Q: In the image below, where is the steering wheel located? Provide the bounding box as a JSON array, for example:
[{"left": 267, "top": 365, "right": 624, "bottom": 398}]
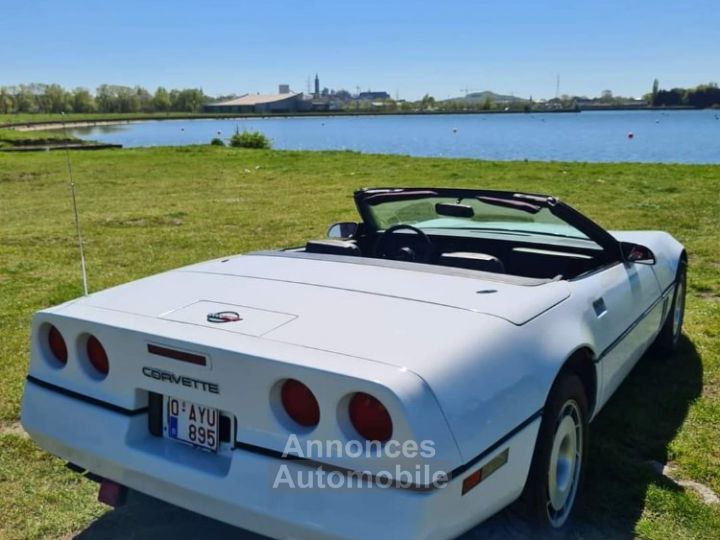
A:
[{"left": 374, "top": 224, "right": 434, "bottom": 263}]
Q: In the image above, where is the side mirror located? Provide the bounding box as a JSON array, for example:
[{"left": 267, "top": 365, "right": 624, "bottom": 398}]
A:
[
  {"left": 621, "top": 242, "right": 656, "bottom": 265},
  {"left": 327, "top": 222, "right": 358, "bottom": 239}
]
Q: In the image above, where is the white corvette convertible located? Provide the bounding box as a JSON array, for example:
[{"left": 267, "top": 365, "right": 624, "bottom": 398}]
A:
[{"left": 22, "top": 187, "right": 686, "bottom": 539}]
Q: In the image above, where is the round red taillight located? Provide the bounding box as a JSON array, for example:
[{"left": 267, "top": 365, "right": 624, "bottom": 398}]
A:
[
  {"left": 349, "top": 392, "right": 393, "bottom": 442},
  {"left": 48, "top": 325, "right": 67, "bottom": 365},
  {"left": 86, "top": 335, "right": 109, "bottom": 376},
  {"left": 281, "top": 379, "right": 320, "bottom": 427}
]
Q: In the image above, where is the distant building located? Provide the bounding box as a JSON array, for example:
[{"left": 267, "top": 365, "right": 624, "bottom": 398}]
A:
[
  {"left": 314, "top": 74, "right": 320, "bottom": 98},
  {"left": 357, "top": 91, "right": 391, "bottom": 101},
  {"left": 203, "top": 85, "right": 303, "bottom": 113}
]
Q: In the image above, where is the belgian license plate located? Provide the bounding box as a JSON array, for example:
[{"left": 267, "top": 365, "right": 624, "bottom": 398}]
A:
[{"left": 165, "top": 397, "right": 219, "bottom": 452}]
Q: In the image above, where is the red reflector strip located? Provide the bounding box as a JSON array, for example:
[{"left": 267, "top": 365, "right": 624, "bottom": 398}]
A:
[
  {"left": 461, "top": 448, "right": 509, "bottom": 496},
  {"left": 98, "top": 478, "right": 127, "bottom": 507},
  {"left": 147, "top": 344, "right": 207, "bottom": 366},
  {"left": 461, "top": 469, "right": 483, "bottom": 495}
]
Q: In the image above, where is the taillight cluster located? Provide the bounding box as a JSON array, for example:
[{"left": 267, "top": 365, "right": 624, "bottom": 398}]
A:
[
  {"left": 87, "top": 335, "right": 109, "bottom": 376},
  {"left": 48, "top": 325, "right": 68, "bottom": 365},
  {"left": 45, "top": 325, "right": 110, "bottom": 377},
  {"left": 279, "top": 379, "right": 393, "bottom": 442},
  {"left": 281, "top": 379, "right": 320, "bottom": 427},
  {"left": 349, "top": 392, "right": 393, "bottom": 442}
]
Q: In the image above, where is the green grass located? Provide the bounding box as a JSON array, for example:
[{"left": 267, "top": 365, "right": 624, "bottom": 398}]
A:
[
  {"left": 0, "top": 147, "right": 718, "bottom": 539},
  {"left": 0, "top": 128, "right": 81, "bottom": 148}
]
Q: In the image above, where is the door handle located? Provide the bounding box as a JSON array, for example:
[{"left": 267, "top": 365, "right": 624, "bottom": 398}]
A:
[{"left": 593, "top": 298, "right": 607, "bottom": 318}]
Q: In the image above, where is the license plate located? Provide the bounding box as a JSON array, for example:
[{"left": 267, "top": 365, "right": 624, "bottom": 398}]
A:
[{"left": 164, "top": 397, "right": 219, "bottom": 452}]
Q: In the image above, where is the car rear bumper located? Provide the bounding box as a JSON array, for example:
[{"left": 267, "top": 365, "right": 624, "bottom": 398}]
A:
[{"left": 21, "top": 379, "right": 539, "bottom": 540}]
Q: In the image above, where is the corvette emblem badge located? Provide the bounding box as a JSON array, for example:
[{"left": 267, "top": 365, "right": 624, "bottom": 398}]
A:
[{"left": 207, "top": 311, "right": 242, "bottom": 323}]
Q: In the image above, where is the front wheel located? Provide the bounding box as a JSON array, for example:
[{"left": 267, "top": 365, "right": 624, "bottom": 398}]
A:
[
  {"left": 653, "top": 261, "right": 687, "bottom": 354},
  {"left": 522, "top": 373, "right": 589, "bottom": 530}
]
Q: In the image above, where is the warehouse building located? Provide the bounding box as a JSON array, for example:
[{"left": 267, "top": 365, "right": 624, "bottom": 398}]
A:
[{"left": 204, "top": 85, "right": 303, "bottom": 113}]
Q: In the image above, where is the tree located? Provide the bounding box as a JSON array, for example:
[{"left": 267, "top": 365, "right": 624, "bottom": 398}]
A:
[
  {"left": 383, "top": 98, "right": 398, "bottom": 111},
  {"left": 41, "top": 84, "right": 69, "bottom": 113},
  {"left": 651, "top": 78, "right": 660, "bottom": 106},
  {"left": 686, "top": 82, "right": 720, "bottom": 108},
  {"left": 655, "top": 88, "right": 685, "bottom": 107},
  {"left": 153, "top": 87, "right": 171, "bottom": 112},
  {"left": 419, "top": 94, "right": 436, "bottom": 110},
  {"left": 0, "top": 88, "right": 14, "bottom": 114},
  {"left": 96, "top": 84, "right": 116, "bottom": 112},
  {"left": 115, "top": 86, "right": 140, "bottom": 113},
  {"left": 599, "top": 89, "right": 614, "bottom": 103},
  {"left": 334, "top": 89, "right": 352, "bottom": 101},
  {"left": 72, "top": 88, "right": 96, "bottom": 113},
  {"left": 399, "top": 101, "right": 413, "bottom": 112},
  {"left": 15, "top": 86, "right": 35, "bottom": 112},
  {"left": 170, "top": 88, "right": 205, "bottom": 112}
]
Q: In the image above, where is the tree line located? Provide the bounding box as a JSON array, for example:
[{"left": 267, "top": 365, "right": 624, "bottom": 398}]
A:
[
  {"left": 647, "top": 80, "right": 720, "bottom": 108},
  {"left": 0, "top": 84, "right": 207, "bottom": 114},
  {"left": 3, "top": 81, "right": 719, "bottom": 116}
]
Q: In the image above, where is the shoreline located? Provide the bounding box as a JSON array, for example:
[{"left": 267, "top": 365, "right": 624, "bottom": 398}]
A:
[
  {"left": 4, "top": 106, "right": 703, "bottom": 132},
  {"left": 0, "top": 142, "right": 122, "bottom": 152}
]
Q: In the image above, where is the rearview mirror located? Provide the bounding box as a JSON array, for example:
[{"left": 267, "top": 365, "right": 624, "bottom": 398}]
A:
[
  {"left": 327, "top": 222, "right": 358, "bottom": 239},
  {"left": 435, "top": 202, "right": 474, "bottom": 218},
  {"left": 621, "top": 242, "right": 656, "bottom": 265}
]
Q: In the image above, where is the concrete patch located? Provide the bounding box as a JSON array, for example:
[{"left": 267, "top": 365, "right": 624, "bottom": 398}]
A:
[
  {"left": 0, "top": 422, "right": 29, "bottom": 438},
  {"left": 647, "top": 460, "right": 720, "bottom": 505}
]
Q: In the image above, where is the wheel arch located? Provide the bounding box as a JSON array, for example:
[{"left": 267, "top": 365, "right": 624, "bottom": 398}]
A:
[
  {"left": 679, "top": 249, "right": 688, "bottom": 267},
  {"left": 552, "top": 346, "right": 598, "bottom": 419}
]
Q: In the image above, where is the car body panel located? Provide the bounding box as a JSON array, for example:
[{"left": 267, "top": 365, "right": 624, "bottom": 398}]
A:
[
  {"left": 22, "top": 379, "right": 540, "bottom": 540},
  {"left": 78, "top": 253, "right": 571, "bottom": 325},
  {"left": 20, "top": 188, "right": 687, "bottom": 540}
]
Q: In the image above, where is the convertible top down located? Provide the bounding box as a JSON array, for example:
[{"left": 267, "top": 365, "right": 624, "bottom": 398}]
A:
[{"left": 21, "top": 187, "right": 686, "bottom": 539}]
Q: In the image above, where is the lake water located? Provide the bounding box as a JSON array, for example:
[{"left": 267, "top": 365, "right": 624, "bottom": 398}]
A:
[{"left": 66, "top": 110, "right": 720, "bottom": 164}]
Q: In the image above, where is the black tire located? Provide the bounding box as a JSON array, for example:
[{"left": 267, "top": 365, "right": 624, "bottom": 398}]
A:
[
  {"left": 522, "top": 373, "right": 589, "bottom": 531},
  {"left": 653, "top": 260, "right": 687, "bottom": 354}
]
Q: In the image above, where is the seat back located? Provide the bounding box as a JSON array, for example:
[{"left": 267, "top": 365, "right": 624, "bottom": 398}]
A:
[
  {"left": 439, "top": 252, "right": 505, "bottom": 273},
  {"left": 305, "top": 239, "right": 361, "bottom": 256}
]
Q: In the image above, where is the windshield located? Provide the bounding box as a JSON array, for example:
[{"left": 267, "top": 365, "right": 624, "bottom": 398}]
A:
[{"left": 367, "top": 195, "right": 589, "bottom": 239}]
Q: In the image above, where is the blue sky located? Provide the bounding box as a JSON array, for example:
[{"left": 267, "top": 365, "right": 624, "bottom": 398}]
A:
[{"left": 1, "top": 0, "right": 717, "bottom": 100}]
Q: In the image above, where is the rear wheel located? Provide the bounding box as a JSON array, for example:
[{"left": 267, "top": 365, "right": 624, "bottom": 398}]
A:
[
  {"left": 523, "top": 373, "right": 589, "bottom": 530},
  {"left": 653, "top": 261, "right": 687, "bottom": 354}
]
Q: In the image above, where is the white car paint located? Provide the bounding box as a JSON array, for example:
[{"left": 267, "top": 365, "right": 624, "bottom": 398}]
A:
[{"left": 21, "top": 221, "right": 684, "bottom": 539}]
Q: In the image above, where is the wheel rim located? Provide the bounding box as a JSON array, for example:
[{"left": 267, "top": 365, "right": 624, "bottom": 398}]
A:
[
  {"left": 672, "top": 278, "right": 685, "bottom": 343},
  {"left": 547, "top": 400, "right": 583, "bottom": 528}
]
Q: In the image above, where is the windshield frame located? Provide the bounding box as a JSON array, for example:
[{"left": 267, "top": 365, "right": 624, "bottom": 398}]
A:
[{"left": 354, "top": 187, "right": 623, "bottom": 260}]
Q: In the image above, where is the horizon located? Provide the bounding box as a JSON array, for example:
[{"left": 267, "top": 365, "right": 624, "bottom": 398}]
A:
[{"left": 1, "top": 0, "right": 718, "bottom": 101}]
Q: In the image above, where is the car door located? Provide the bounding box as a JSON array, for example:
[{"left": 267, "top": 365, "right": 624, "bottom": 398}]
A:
[{"left": 580, "top": 260, "right": 663, "bottom": 410}]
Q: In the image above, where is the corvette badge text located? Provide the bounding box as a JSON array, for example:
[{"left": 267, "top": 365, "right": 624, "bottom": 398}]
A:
[
  {"left": 272, "top": 435, "right": 450, "bottom": 490},
  {"left": 142, "top": 367, "right": 220, "bottom": 394}
]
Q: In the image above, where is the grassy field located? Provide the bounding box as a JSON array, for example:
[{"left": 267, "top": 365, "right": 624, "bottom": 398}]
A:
[{"left": 0, "top": 147, "right": 718, "bottom": 539}]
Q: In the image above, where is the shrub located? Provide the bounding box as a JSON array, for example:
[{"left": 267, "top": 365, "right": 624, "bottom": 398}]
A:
[
  {"left": 210, "top": 137, "right": 225, "bottom": 146},
  {"left": 229, "top": 129, "right": 271, "bottom": 149}
]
